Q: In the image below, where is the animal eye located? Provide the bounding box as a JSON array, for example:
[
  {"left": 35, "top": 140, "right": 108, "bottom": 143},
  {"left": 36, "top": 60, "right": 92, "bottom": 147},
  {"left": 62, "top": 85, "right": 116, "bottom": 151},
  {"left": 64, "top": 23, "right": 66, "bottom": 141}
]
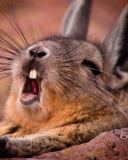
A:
[{"left": 82, "top": 60, "right": 100, "bottom": 75}]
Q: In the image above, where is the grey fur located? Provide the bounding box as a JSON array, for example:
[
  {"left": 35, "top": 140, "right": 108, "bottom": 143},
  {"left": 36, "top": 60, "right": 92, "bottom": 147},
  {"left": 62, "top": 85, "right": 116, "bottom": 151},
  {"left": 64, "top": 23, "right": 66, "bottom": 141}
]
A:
[
  {"left": 60, "top": 0, "right": 92, "bottom": 39},
  {"left": 101, "top": 4, "right": 128, "bottom": 89}
]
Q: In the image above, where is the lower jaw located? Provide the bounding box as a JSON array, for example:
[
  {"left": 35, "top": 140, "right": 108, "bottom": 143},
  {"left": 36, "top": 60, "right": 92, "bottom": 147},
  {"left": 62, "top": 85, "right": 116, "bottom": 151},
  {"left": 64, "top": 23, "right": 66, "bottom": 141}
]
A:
[{"left": 19, "top": 93, "right": 39, "bottom": 106}]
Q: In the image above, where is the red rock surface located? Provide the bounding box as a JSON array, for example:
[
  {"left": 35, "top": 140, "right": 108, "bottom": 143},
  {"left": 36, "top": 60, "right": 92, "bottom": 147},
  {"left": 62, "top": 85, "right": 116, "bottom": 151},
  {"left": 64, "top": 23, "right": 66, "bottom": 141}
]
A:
[{"left": 0, "top": 128, "right": 128, "bottom": 160}]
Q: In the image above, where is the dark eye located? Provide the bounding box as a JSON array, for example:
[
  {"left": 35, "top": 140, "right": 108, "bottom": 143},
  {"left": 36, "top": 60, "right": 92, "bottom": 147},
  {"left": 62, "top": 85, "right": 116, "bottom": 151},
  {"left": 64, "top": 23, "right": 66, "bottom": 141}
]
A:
[{"left": 82, "top": 60, "right": 100, "bottom": 75}]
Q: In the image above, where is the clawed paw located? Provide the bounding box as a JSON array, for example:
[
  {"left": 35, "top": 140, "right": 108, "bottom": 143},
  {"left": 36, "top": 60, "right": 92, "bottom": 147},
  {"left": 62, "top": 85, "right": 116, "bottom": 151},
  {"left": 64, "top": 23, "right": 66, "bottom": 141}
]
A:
[{"left": 0, "top": 136, "right": 17, "bottom": 157}]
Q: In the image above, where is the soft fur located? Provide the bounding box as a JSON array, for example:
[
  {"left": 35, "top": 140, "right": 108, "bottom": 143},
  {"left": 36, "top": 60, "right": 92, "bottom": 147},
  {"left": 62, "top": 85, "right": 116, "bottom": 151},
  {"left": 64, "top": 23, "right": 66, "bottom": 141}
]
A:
[{"left": 0, "top": 0, "right": 128, "bottom": 157}]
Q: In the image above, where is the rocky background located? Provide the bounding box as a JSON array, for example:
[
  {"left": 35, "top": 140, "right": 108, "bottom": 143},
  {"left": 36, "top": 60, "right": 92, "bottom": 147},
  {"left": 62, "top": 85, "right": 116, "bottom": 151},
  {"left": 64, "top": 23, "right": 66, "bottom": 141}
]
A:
[{"left": 0, "top": 0, "right": 127, "bottom": 159}]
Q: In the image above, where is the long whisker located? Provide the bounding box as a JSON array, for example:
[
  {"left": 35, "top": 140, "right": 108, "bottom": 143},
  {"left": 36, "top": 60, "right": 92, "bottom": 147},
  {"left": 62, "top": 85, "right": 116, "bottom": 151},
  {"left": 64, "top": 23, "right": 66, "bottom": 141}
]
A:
[
  {"left": 60, "top": 70, "right": 119, "bottom": 102},
  {"left": 0, "top": 9, "right": 29, "bottom": 47},
  {"left": 59, "top": 71, "right": 109, "bottom": 104},
  {"left": 55, "top": 79, "right": 75, "bottom": 109},
  {"left": 0, "top": 63, "right": 11, "bottom": 65},
  {"left": 87, "top": 0, "right": 120, "bottom": 40},
  {"left": 0, "top": 29, "right": 23, "bottom": 50},
  {"left": 59, "top": 70, "right": 128, "bottom": 120},
  {"left": 0, "top": 54, "right": 13, "bottom": 60},
  {"left": 58, "top": 41, "right": 84, "bottom": 57},
  {"left": 58, "top": 74, "right": 96, "bottom": 113},
  {"left": 0, "top": 38, "right": 18, "bottom": 53},
  {"left": 0, "top": 46, "right": 16, "bottom": 56},
  {"left": 20, "top": 1, "right": 35, "bottom": 42},
  {"left": 0, "top": 74, "right": 11, "bottom": 80},
  {"left": 7, "top": 5, "right": 29, "bottom": 47},
  {"left": 60, "top": 65, "right": 118, "bottom": 91}
]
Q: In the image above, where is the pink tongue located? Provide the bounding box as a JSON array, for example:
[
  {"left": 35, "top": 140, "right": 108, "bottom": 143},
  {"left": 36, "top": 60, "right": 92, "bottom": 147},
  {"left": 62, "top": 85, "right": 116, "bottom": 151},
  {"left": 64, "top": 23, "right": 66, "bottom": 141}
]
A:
[{"left": 32, "top": 81, "right": 39, "bottom": 95}]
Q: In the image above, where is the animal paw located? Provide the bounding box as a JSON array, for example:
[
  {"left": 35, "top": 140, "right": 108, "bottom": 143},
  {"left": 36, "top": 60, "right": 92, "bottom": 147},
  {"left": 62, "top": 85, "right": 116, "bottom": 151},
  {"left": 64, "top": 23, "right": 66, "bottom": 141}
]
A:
[{"left": 0, "top": 136, "right": 17, "bottom": 157}]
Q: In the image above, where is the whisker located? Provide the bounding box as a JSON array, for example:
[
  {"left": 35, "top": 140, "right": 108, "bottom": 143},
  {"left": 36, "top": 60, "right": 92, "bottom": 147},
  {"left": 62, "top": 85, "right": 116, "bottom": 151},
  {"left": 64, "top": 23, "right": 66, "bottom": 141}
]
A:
[
  {"left": 0, "top": 74, "right": 11, "bottom": 80},
  {"left": 58, "top": 75, "right": 94, "bottom": 112},
  {"left": 7, "top": 4, "right": 29, "bottom": 47},
  {"left": 20, "top": 1, "right": 35, "bottom": 42},
  {"left": 0, "top": 63, "right": 11, "bottom": 65},
  {"left": 0, "top": 38, "right": 18, "bottom": 53},
  {"left": 59, "top": 70, "right": 128, "bottom": 120},
  {"left": 58, "top": 41, "right": 84, "bottom": 57},
  {"left": 87, "top": 0, "right": 120, "bottom": 40},
  {"left": 0, "top": 54, "right": 13, "bottom": 61},
  {"left": 0, "top": 46, "right": 16, "bottom": 56},
  {"left": 0, "top": 30, "right": 23, "bottom": 50},
  {"left": 61, "top": 58, "right": 85, "bottom": 63},
  {"left": 55, "top": 79, "right": 75, "bottom": 109},
  {"left": 60, "top": 64, "right": 116, "bottom": 83},
  {"left": 0, "top": 68, "right": 11, "bottom": 71},
  {"left": 60, "top": 69, "right": 119, "bottom": 102},
  {"left": 59, "top": 72, "right": 107, "bottom": 103},
  {"left": 0, "top": 8, "right": 29, "bottom": 47}
]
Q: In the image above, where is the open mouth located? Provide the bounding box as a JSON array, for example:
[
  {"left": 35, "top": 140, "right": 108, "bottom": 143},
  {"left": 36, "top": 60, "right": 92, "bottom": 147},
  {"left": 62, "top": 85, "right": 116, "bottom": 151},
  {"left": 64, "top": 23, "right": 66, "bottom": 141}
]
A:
[{"left": 20, "top": 69, "right": 41, "bottom": 105}]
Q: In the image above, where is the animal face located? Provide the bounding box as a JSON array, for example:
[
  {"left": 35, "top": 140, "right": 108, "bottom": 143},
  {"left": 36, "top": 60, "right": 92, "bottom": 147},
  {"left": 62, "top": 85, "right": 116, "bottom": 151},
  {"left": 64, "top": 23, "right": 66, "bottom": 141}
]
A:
[{"left": 11, "top": 37, "right": 103, "bottom": 114}]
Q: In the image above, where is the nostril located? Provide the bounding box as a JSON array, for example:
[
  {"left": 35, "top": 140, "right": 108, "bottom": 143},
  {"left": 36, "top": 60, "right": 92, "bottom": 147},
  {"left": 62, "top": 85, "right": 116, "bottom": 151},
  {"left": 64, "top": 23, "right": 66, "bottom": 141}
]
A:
[
  {"left": 26, "top": 50, "right": 35, "bottom": 59},
  {"left": 37, "top": 52, "right": 46, "bottom": 58},
  {"left": 30, "top": 50, "right": 35, "bottom": 57}
]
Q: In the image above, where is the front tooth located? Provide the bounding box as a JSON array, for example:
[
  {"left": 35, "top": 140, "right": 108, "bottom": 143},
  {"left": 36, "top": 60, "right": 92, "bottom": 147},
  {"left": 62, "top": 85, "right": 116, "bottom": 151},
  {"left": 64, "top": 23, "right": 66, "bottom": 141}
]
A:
[{"left": 29, "top": 69, "right": 37, "bottom": 79}]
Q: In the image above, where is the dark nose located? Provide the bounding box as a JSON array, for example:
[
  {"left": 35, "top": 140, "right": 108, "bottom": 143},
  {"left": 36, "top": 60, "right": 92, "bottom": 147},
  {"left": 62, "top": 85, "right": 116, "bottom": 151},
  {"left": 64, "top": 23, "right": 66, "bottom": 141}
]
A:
[{"left": 27, "top": 50, "right": 47, "bottom": 60}]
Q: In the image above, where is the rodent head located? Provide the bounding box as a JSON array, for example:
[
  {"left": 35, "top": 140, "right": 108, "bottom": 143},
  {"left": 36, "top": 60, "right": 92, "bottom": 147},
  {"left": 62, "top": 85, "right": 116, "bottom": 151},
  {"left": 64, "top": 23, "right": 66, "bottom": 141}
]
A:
[{"left": 11, "top": 38, "right": 102, "bottom": 113}]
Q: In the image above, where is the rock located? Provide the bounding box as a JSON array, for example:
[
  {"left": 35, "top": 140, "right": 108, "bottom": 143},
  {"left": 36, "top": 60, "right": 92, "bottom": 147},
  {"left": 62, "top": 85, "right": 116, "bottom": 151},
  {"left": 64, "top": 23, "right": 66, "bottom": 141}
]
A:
[{"left": 0, "top": 128, "right": 128, "bottom": 160}]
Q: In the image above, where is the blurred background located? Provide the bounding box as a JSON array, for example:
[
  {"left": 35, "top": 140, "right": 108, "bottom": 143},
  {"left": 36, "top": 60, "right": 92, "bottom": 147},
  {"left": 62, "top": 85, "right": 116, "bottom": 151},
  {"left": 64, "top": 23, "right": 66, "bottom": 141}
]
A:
[{"left": 0, "top": 0, "right": 127, "bottom": 120}]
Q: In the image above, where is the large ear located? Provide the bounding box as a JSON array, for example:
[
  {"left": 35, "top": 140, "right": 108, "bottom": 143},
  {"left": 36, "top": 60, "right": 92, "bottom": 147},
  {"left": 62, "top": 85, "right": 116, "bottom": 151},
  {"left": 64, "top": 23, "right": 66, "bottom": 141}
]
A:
[
  {"left": 100, "top": 4, "right": 128, "bottom": 89},
  {"left": 60, "top": 0, "right": 92, "bottom": 40}
]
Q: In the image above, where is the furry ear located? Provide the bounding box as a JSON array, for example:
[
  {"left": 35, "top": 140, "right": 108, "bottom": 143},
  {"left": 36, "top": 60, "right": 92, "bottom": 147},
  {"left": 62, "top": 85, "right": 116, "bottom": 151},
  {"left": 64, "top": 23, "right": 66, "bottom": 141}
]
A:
[
  {"left": 60, "top": 0, "right": 92, "bottom": 40},
  {"left": 100, "top": 4, "right": 128, "bottom": 89}
]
